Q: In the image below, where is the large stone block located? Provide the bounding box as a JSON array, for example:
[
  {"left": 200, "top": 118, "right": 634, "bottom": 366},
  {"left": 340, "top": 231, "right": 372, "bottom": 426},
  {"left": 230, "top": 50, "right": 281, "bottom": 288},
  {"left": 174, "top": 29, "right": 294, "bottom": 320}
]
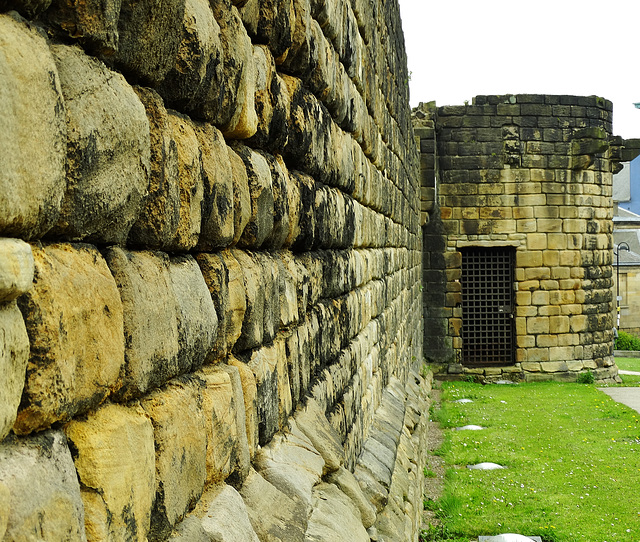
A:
[
  {"left": 0, "top": 430, "right": 86, "bottom": 541},
  {"left": 142, "top": 379, "right": 207, "bottom": 541},
  {"left": 295, "top": 398, "right": 343, "bottom": 475},
  {"left": 49, "top": 44, "right": 150, "bottom": 244},
  {"left": 262, "top": 153, "right": 297, "bottom": 249},
  {"left": 168, "top": 254, "right": 218, "bottom": 369},
  {"left": 198, "top": 365, "right": 250, "bottom": 485},
  {"left": 64, "top": 403, "right": 155, "bottom": 542},
  {"left": 196, "top": 253, "right": 231, "bottom": 359},
  {"left": 239, "top": 0, "right": 293, "bottom": 61},
  {"left": 232, "top": 250, "right": 264, "bottom": 352},
  {"left": 278, "top": 0, "right": 314, "bottom": 75},
  {"left": 165, "top": 111, "right": 205, "bottom": 251},
  {"left": 128, "top": 87, "right": 181, "bottom": 249},
  {"left": 256, "top": 252, "right": 281, "bottom": 342},
  {"left": 208, "top": 1, "right": 257, "bottom": 138},
  {"left": 158, "top": 0, "right": 223, "bottom": 114},
  {"left": 195, "top": 123, "right": 236, "bottom": 249},
  {"left": 246, "top": 344, "right": 280, "bottom": 444},
  {"left": 233, "top": 145, "right": 275, "bottom": 248},
  {"left": 278, "top": 253, "right": 300, "bottom": 329},
  {"left": 113, "top": 0, "right": 186, "bottom": 86},
  {"left": 246, "top": 45, "right": 277, "bottom": 148},
  {"left": 0, "top": 302, "right": 29, "bottom": 441},
  {"left": 290, "top": 170, "right": 317, "bottom": 251},
  {"left": 305, "top": 482, "right": 370, "bottom": 542},
  {"left": 196, "top": 250, "right": 246, "bottom": 359},
  {"left": 104, "top": 247, "right": 180, "bottom": 400},
  {"left": 239, "top": 467, "right": 307, "bottom": 541},
  {"left": 228, "top": 146, "right": 252, "bottom": 245},
  {"left": 0, "top": 0, "right": 51, "bottom": 17},
  {"left": 227, "top": 354, "right": 259, "bottom": 458},
  {"left": 15, "top": 243, "right": 124, "bottom": 435},
  {"left": 169, "top": 484, "right": 259, "bottom": 542},
  {"left": 0, "top": 14, "right": 66, "bottom": 239},
  {"left": 326, "top": 466, "right": 377, "bottom": 529},
  {"left": 0, "top": 238, "right": 34, "bottom": 303},
  {"left": 253, "top": 419, "right": 324, "bottom": 512},
  {"left": 46, "top": 0, "right": 121, "bottom": 55}
]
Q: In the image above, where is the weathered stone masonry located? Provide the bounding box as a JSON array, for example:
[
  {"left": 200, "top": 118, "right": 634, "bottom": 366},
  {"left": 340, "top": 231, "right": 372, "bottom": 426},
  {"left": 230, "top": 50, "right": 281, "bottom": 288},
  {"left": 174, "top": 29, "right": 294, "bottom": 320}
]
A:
[
  {"left": 417, "top": 95, "right": 621, "bottom": 384},
  {"left": 0, "top": 1, "right": 427, "bottom": 541}
]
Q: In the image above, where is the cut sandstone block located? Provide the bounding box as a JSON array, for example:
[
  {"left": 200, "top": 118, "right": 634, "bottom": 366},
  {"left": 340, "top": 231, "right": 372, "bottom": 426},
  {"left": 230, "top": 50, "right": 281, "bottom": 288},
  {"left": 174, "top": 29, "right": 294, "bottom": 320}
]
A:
[
  {"left": 261, "top": 153, "right": 297, "bottom": 249},
  {"left": 104, "top": 247, "right": 180, "bottom": 400},
  {"left": 166, "top": 112, "right": 204, "bottom": 251},
  {"left": 232, "top": 250, "right": 264, "bottom": 352},
  {"left": 46, "top": 0, "right": 121, "bottom": 55},
  {"left": 253, "top": 419, "right": 324, "bottom": 513},
  {"left": 305, "top": 483, "right": 370, "bottom": 542},
  {"left": 0, "top": 430, "right": 87, "bottom": 541},
  {"left": 197, "top": 365, "right": 249, "bottom": 485},
  {"left": 247, "top": 344, "right": 281, "bottom": 444},
  {"left": 49, "top": 44, "right": 150, "bottom": 244},
  {"left": 325, "top": 467, "right": 377, "bottom": 529},
  {"left": 239, "top": 467, "right": 307, "bottom": 542},
  {"left": 228, "top": 146, "right": 252, "bottom": 245},
  {"left": 195, "top": 122, "right": 236, "bottom": 250},
  {"left": 196, "top": 251, "right": 246, "bottom": 359},
  {"left": 0, "top": 14, "right": 66, "bottom": 239},
  {"left": 0, "top": 302, "right": 30, "bottom": 441},
  {"left": 142, "top": 379, "right": 207, "bottom": 541},
  {"left": 0, "top": 238, "right": 34, "bottom": 303},
  {"left": 128, "top": 87, "right": 181, "bottom": 249},
  {"left": 227, "top": 355, "right": 259, "bottom": 458},
  {"left": 158, "top": 0, "right": 222, "bottom": 114},
  {"left": 233, "top": 145, "right": 275, "bottom": 248},
  {"left": 295, "top": 398, "right": 343, "bottom": 475},
  {"left": 113, "top": 0, "right": 186, "bottom": 86},
  {"left": 15, "top": 243, "right": 124, "bottom": 435},
  {"left": 168, "top": 254, "right": 218, "bottom": 372},
  {"left": 169, "top": 484, "right": 259, "bottom": 542},
  {"left": 209, "top": 1, "right": 257, "bottom": 137},
  {"left": 64, "top": 403, "right": 155, "bottom": 542}
]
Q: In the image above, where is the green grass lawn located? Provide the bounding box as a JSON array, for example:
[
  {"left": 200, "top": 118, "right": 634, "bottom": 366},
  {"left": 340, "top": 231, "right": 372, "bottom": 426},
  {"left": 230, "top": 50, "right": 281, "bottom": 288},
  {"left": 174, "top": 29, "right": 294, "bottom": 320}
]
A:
[
  {"left": 615, "top": 357, "right": 640, "bottom": 386},
  {"left": 424, "top": 381, "right": 640, "bottom": 542},
  {"left": 616, "top": 357, "right": 640, "bottom": 372}
]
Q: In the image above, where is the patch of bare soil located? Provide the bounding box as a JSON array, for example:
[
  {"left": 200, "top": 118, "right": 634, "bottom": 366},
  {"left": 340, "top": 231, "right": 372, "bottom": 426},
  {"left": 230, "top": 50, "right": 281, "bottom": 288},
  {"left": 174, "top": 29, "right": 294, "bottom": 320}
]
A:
[{"left": 421, "top": 388, "right": 446, "bottom": 530}]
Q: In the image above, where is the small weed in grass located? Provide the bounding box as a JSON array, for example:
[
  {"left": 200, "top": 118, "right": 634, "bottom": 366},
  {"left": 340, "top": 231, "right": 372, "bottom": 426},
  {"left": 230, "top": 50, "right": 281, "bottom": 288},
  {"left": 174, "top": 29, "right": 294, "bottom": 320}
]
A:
[
  {"left": 430, "top": 381, "right": 640, "bottom": 541},
  {"left": 424, "top": 467, "right": 437, "bottom": 478},
  {"left": 576, "top": 369, "right": 594, "bottom": 384},
  {"left": 419, "top": 523, "right": 466, "bottom": 542}
]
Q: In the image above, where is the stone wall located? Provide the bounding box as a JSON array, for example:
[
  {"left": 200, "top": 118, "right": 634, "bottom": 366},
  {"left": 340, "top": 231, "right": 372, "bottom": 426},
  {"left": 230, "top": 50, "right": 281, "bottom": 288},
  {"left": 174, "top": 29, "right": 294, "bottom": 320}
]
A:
[
  {"left": 0, "top": 1, "right": 427, "bottom": 540},
  {"left": 418, "top": 95, "right": 620, "bottom": 384}
]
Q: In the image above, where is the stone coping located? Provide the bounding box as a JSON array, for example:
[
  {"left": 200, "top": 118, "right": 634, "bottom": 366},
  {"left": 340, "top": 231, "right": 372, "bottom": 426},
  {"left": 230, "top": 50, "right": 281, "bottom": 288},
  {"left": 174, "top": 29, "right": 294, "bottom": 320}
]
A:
[{"left": 614, "top": 350, "right": 640, "bottom": 357}]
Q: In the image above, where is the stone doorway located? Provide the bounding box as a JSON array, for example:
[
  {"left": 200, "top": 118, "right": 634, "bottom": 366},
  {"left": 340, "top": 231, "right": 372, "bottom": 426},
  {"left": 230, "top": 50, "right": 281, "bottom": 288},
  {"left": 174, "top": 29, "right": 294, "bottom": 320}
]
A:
[{"left": 461, "top": 247, "right": 515, "bottom": 366}]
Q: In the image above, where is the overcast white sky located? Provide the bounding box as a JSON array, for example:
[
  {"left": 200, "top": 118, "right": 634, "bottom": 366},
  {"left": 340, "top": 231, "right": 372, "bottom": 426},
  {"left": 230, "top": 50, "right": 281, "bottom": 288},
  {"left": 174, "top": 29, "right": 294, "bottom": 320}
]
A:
[{"left": 398, "top": 0, "right": 640, "bottom": 139}]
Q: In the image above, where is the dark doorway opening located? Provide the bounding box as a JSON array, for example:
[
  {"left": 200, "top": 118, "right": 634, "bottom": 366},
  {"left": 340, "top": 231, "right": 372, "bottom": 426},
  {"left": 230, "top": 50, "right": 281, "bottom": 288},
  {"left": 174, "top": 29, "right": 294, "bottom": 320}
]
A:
[{"left": 461, "top": 246, "right": 515, "bottom": 366}]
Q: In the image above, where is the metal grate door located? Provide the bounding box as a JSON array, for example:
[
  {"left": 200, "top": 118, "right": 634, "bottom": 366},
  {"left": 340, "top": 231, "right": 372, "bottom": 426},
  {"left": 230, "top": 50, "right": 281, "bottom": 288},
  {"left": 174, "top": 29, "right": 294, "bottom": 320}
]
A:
[{"left": 461, "top": 247, "right": 515, "bottom": 366}]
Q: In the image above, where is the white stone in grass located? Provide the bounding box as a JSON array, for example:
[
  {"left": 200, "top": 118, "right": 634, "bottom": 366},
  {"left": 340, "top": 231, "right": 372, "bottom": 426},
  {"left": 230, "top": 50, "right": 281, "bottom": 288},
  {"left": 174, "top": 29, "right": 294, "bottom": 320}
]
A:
[
  {"left": 466, "top": 462, "right": 506, "bottom": 470},
  {"left": 495, "top": 380, "right": 515, "bottom": 385},
  {"left": 478, "top": 535, "right": 541, "bottom": 542},
  {"left": 454, "top": 425, "right": 484, "bottom": 431},
  {"left": 453, "top": 398, "right": 473, "bottom": 404}
]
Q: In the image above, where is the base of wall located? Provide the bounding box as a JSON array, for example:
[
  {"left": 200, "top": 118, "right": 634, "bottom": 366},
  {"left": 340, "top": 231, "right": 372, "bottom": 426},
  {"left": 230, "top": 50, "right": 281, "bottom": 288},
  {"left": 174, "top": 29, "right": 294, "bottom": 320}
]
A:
[{"left": 428, "top": 362, "right": 621, "bottom": 385}]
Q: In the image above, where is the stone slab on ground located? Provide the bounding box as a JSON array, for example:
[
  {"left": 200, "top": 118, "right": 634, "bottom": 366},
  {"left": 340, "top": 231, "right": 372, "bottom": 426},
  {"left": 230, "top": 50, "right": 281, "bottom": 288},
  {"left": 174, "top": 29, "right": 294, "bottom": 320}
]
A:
[{"left": 478, "top": 536, "right": 542, "bottom": 542}]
